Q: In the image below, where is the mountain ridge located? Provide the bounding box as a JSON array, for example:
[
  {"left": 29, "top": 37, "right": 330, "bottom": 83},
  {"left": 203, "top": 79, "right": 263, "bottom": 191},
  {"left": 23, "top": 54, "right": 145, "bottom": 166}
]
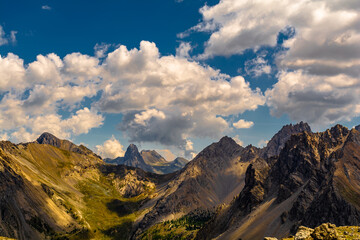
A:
[{"left": 105, "top": 145, "right": 188, "bottom": 174}]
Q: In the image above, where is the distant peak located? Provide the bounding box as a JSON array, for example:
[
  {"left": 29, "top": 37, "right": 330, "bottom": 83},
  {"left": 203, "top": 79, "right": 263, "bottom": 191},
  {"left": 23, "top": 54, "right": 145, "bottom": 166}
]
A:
[
  {"left": 127, "top": 144, "right": 139, "bottom": 151},
  {"left": 283, "top": 121, "right": 311, "bottom": 132},
  {"left": 124, "top": 144, "right": 141, "bottom": 158},
  {"left": 218, "top": 136, "right": 236, "bottom": 145},
  {"left": 355, "top": 125, "right": 360, "bottom": 131},
  {"left": 36, "top": 132, "right": 60, "bottom": 144}
]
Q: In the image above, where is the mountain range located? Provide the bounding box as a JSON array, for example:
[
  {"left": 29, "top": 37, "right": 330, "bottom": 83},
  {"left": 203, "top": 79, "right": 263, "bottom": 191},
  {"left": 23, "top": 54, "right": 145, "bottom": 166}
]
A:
[
  {"left": 104, "top": 144, "right": 188, "bottom": 174},
  {"left": 0, "top": 122, "right": 359, "bottom": 240}
]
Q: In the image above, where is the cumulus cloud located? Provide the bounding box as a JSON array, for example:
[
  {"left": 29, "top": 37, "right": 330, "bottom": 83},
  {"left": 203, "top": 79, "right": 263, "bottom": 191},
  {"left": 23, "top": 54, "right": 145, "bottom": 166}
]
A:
[
  {"left": 0, "top": 41, "right": 264, "bottom": 153},
  {"left": 0, "top": 53, "right": 26, "bottom": 91},
  {"left": 96, "top": 136, "right": 125, "bottom": 159},
  {"left": 185, "top": 0, "right": 360, "bottom": 125},
  {"left": 266, "top": 71, "right": 360, "bottom": 125},
  {"left": 233, "top": 119, "right": 254, "bottom": 129},
  {"left": 189, "top": 0, "right": 360, "bottom": 62},
  {"left": 0, "top": 51, "right": 103, "bottom": 143},
  {"left": 95, "top": 41, "right": 264, "bottom": 153}
]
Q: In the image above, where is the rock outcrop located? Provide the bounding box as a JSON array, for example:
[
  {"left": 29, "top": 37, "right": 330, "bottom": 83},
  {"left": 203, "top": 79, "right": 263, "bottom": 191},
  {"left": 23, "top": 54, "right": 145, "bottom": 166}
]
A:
[{"left": 262, "top": 121, "right": 311, "bottom": 158}]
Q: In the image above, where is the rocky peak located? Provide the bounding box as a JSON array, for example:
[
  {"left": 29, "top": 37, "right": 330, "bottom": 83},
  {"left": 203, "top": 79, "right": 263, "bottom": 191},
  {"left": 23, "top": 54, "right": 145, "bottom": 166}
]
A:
[
  {"left": 36, "top": 132, "right": 62, "bottom": 146},
  {"left": 321, "top": 124, "right": 349, "bottom": 149},
  {"left": 355, "top": 125, "right": 360, "bottom": 131},
  {"left": 121, "top": 144, "right": 152, "bottom": 171},
  {"left": 262, "top": 121, "right": 312, "bottom": 158},
  {"left": 140, "top": 150, "right": 167, "bottom": 165},
  {"left": 35, "top": 132, "right": 100, "bottom": 158},
  {"left": 196, "top": 136, "right": 242, "bottom": 160},
  {"left": 124, "top": 144, "right": 142, "bottom": 162}
]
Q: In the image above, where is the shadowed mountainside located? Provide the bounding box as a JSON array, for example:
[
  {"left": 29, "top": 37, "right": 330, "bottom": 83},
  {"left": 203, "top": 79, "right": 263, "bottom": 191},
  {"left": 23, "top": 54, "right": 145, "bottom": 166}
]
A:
[
  {"left": 196, "top": 125, "right": 360, "bottom": 240},
  {"left": 1, "top": 123, "right": 360, "bottom": 240}
]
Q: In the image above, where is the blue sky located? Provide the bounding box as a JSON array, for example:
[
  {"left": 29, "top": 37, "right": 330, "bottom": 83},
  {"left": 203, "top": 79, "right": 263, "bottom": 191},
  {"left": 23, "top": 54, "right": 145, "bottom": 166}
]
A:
[{"left": 1, "top": 0, "right": 359, "bottom": 160}]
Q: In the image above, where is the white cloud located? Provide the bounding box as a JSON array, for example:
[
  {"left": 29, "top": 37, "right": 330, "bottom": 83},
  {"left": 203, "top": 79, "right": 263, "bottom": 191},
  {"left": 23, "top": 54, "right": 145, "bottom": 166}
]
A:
[
  {"left": 0, "top": 53, "right": 26, "bottom": 92},
  {"left": 233, "top": 119, "right": 254, "bottom": 129},
  {"left": 257, "top": 139, "right": 269, "bottom": 148},
  {"left": 94, "top": 43, "right": 111, "bottom": 58},
  {"left": 96, "top": 136, "right": 125, "bottom": 159},
  {"left": 176, "top": 42, "right": 192, "bottom": 58},
  {"left": 0, "top": 132, "right": 9, "bottom": 141},
  {"left": 233, "top": 135, "right": 244, "bottom": 146},
  {"left": 42, "top": 5, "right": 51, "bottom": 10},
  {"left": 189, "top": 0, "right": 360, "bottom": 62},
  {"left": 186, "top": 0, "right": 360, "bottom": 125},
  {"left": 244, "top": 55, "right": 271, "bottom": 77},
  {"left": 97, "top": 41, "right": 264, "bottom": 152},
  {"left": 8, "top": 108, "right": 104, "bottom": 142},
  {"left": 10, "top": 31, "right": 17, "bottom": 43},
  {"left": 63, "top": 52, "right": 102, "bottom": 82},
  {"left": 266, "top": 70, "right": 360, "bottom": 125},
  {"left": 0, "top": 51, "right": 103, "bottom": 143},
  {"left": 0, "top": 41, "right": 264, "bottom": 151},
  {"left": 0, "top": 26, "right": 16, "bottom": 46},
  {"left": 133, "top": 109, "right": 166, "bottom": 126}
]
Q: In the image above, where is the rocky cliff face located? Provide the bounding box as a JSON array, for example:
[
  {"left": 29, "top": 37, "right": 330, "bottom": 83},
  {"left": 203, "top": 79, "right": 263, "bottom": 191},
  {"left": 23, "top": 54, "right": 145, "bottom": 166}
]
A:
[
  {"left": 262, "top": 121, "right": 312, "bottom": 158},
  {"left": 197, "top": 124, "right": 360, "bottom": 240}
]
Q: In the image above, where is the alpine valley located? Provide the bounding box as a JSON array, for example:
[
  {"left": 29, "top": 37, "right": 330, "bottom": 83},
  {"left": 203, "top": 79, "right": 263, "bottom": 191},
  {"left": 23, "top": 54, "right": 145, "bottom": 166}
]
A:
[{"left": 0, "top": 122, "right": 360, "bottom": 240}]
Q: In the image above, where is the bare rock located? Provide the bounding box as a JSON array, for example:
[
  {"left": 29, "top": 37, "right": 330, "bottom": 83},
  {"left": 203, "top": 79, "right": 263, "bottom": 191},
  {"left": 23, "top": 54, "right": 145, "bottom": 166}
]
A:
[
  {"left": 294, "top": 226, "right": 313, "bottom": 240},
  {"left": 311, "top": 223, "right": 339, "bottom": 240}
]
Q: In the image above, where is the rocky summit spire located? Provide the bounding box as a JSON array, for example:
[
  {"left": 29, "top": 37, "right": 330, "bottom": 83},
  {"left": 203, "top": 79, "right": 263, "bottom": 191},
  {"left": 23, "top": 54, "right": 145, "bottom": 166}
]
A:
[
  {"left": 262, "top": 121, "right": 312, "bottom": 158},
  {"left": 120, "top": 144, "right": 153, "bottom": 172}
]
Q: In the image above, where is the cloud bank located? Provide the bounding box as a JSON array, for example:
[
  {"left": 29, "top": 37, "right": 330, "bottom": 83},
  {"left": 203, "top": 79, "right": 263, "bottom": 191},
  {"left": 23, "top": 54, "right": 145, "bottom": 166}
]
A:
[
  {"left": 0, "top": 41, "right": 264, "bottom": 154},
  {"left": 186, "top": 0, "right": 360, "bottom": 125}
]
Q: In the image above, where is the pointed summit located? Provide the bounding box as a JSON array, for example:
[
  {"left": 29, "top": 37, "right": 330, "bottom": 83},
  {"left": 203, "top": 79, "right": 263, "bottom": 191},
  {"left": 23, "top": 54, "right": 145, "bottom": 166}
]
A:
[
  {"left": 262, "top": 121, "right": 311, "bottom": 158},
  {"left": 36, "top": 132, "right": 62, "bottom": 146},
  {"left": 119, "top": 144, "right": 153, "bottom": 172},
  {"left": 35, "top": 132, "right": 98, "bottom": 157}
]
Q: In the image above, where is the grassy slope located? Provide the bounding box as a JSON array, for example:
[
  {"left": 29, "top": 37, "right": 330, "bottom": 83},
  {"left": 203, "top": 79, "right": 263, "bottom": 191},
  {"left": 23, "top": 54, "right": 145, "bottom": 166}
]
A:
[
  {"left": 140, "top": 211, "right": 213, "bottom": 240},
  {"left": 0, "top": 142, "right": 156, "bottom": 240}
]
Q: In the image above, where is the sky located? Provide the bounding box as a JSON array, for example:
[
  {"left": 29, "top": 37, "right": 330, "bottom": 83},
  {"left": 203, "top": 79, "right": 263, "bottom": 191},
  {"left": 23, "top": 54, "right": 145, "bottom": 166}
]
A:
[{"left": 0, "top": 0, "right": 360, "bottom": 160}]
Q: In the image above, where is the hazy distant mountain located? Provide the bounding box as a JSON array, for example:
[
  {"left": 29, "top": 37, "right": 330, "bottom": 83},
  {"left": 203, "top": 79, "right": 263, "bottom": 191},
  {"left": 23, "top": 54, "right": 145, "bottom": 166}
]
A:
[
  {"left": 140, "top": 150, "right": 168, "bottom": 165},
  {"left": 105, "top": 145, "right": 188, "bottom": 174}
]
